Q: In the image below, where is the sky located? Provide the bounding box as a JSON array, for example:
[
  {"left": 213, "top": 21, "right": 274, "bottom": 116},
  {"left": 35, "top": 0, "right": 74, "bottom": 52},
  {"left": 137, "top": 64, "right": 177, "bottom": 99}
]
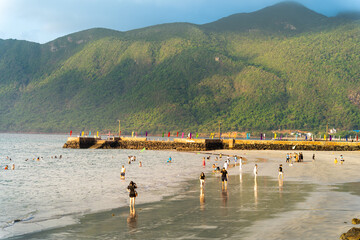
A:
[{"left": 0, "top": 0, "right": 359, "bottom": 44}]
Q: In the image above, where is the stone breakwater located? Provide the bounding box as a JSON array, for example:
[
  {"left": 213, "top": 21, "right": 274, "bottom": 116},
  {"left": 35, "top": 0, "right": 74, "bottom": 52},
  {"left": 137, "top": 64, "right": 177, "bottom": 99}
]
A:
[{"left": 63, "top": 137, "right": 360, "bottom": 151}]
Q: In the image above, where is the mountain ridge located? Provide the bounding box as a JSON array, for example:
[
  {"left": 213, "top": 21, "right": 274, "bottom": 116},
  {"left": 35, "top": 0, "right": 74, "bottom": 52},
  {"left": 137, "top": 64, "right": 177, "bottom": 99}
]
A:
[{"left": 0, "top": 2, "right": 359, "bottom": 134}]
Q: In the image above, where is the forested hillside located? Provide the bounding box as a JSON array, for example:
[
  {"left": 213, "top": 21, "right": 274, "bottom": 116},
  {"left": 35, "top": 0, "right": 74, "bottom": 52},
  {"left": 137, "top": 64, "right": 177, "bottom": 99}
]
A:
[{"left": 0, "top": 2, "right": 359, "bottom": 134}]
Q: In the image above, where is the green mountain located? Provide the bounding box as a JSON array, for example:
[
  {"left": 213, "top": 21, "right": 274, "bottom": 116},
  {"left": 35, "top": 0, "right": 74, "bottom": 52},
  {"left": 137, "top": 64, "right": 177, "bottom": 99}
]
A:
[{"left": 0, "top": 2, "right": 359, "bottom": 134}]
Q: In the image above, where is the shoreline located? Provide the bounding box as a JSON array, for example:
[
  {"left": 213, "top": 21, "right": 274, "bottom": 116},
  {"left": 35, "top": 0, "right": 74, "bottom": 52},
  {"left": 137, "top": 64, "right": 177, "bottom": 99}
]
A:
[{"left": 4, "top": 143, "right": 360, "bottom": 239}]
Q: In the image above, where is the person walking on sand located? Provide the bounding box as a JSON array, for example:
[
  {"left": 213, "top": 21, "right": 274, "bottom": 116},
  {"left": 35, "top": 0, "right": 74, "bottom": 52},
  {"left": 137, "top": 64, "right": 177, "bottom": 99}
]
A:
[
  {"left": 199, "top": 172, "right": 205, "bottom": 188},
  {"left": 278, "top": 164, "right": 283, "bottom": 179},
  {"left": 127, "top": 181, "right": 137, "bottom": 213},
  {"left": 221, "top": 167, "right": 228, "bottom": 190},
  {"left": 121, "top": 165, "right": 126, "bottom": 179},
  {"left": 253, "top": 164, "right": 258, "bottom": 177}
]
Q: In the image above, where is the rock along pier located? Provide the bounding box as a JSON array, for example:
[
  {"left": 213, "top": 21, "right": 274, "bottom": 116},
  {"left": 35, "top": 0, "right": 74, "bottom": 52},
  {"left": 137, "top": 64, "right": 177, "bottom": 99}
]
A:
[{"left": 63, "top": 137, "right": 360, "bottom": 151}]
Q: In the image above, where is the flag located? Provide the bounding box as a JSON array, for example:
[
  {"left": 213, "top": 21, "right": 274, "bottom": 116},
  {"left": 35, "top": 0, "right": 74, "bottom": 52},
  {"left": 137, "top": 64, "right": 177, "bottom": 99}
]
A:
[
  {"left": 89, "top": 131, "right": 91, "bottom": 136},
  {"left": 176, "top": 132, "right": 179, "bottom": 137},
  {"left": 82, "top": 131, "right": 84, "bottom": 136},
  {"left": 140, "top": 147, "right": 146, "bottom": 152},
  {"left": 181, "top": 132, "right": 184, "bottom": 138},
  {"left": 70, "top": 130, "right": 72, "bottom": 137},
  {"left": 196, "top": 133, "right": 199, "bottom": 138},
  {"left": 97, "top": 131, "right": 99, "bottom": 137},
  {"left": 274, "top": 133, "right": 276, "bottom": 139},
  {"left": 168, "top": 132, "right": 170, "bottom": 137},
  {"left": 145, "top": 131, "right": 148, "bottom": 137},
  {"left": 132, "top": 131, "right": 134, "bottom": 137}
]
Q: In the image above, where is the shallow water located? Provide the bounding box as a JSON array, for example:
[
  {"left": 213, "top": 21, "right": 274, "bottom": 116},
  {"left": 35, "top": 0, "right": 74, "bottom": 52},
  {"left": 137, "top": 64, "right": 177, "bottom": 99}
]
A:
[
  {"left": 0, "top": 134, "right": 212, "bottom": 239},
  {"left": 11, "top": 174, "right": 315, "bottom": 239}
]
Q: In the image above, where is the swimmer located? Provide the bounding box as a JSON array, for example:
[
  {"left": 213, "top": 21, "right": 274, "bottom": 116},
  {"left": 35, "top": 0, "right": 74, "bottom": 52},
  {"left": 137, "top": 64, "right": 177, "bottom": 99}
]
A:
[
  {"left": 334, "top": 158, "right": 338, "bottom": 164},
  {"left": 340, "top": 155, "right": 344, "bottom": 164},
  {"left": 221, "top": 167, "right": 228, "bottom": 189},
  {"left": 121, "top": 165, "right": 126, "bottom": 179},
  {"left": 139, "top": 161, "right": 142, "bottom": 167},
  {"left": 167, "top": 157, "right": 172, "bottom": 163},
  {"left": 278, "top": 164, "right": 283, "bottom": 179},
  {"left": 11, "top": 164, "right": 15, "bottom": 170},
  {"left": 5, "top": 165, "right": 8, "bottom": 170},
  {"left": 199, "top": 172, "right": 205, "bottom": 188},
  {"left": 253, "top": 164, "right": 258, "bottom": 177},
  {"left": 212, "top": 164, "right": 216, "bottom": 172}
]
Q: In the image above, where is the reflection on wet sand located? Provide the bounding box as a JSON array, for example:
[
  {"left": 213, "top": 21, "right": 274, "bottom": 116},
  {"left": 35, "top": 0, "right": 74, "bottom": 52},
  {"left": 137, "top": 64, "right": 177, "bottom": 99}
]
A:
[
  {"left": 254, "top": 177, "right": 258, "bottom": 206},
  {"left": 278, "top": 178, "right": 283, "bottom": 197},
  {"left": 221, "top": 188, "right": 229, "bottom": 207},
  {"left": 200, "top": 188, "right": 205, "bottom": 211},
  {"left": 127, "top": 212, "right": 138, "bottom": 230}
]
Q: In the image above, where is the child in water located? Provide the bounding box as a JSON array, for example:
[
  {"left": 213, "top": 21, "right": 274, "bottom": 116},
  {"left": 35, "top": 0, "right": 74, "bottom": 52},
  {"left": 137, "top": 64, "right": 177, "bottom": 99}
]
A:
[{"left": 167, "top": 157, "right": 172, "bottom": 163}]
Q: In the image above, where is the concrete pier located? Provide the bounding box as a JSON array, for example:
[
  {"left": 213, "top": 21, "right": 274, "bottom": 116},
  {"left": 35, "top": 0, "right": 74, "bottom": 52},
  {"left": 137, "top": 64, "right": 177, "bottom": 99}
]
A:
[{"left": 63, "top": 137, "right": 360, "bottom": 151}]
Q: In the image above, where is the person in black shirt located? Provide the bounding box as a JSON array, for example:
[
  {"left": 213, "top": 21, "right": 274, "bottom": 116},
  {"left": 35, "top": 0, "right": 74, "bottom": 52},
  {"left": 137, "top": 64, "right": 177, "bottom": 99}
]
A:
[
  {"left": 221, "top": 167, "right": 228, "bottom": 190},
  {"left": 199, "top": 172, "right": 205, "bottom": 188},
  {"left": 127, "top": 181, "right": 137, "bottom": 213},
  {"left": 278, "top": 164, "right": 283, "bottom": 179}
]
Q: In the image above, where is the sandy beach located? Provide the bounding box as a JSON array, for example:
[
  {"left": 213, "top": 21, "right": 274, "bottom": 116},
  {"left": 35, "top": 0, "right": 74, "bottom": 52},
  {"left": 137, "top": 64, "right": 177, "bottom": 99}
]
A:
[{"left": 208, "top": 150, "right": 360, "bottom": 239}]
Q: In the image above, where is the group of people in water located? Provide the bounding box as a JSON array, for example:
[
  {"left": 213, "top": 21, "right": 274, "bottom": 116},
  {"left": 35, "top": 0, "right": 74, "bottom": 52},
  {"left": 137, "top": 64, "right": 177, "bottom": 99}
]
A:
[
  {"left": 286, "top": 152, "right": 304, "bottom": 163},
  {"left": 2, "top": 154, "right": 64, "bottom": 171},
  {"left": 334, "top": 154, "right": 345, "bottom": 164}
]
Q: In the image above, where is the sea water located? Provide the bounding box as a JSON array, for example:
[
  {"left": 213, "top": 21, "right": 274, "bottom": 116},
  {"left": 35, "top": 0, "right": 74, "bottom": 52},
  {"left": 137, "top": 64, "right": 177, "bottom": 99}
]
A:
[{"left": 0, "top": 134, "right": 212, "bottom": 239}]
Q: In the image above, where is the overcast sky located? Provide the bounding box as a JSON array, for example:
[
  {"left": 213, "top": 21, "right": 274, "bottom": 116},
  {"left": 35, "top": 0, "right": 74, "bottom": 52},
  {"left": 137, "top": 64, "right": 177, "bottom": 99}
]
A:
[{"left": 0, "top": 0, "right": 359, "bottom": 43}]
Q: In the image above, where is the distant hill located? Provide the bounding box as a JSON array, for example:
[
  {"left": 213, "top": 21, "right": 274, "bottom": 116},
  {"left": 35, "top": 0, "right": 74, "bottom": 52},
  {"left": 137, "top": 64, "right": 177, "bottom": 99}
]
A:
[
  {"left": 0, "top": 2, "right": 359, "bottom": 134},
  {"left": 202, "top": 2, "right": 330, "bottom": 34}
]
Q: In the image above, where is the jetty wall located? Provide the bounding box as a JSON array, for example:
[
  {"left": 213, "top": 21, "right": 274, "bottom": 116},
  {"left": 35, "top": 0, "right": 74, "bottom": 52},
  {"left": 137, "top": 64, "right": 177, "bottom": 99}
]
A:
[{"left": 63, "top": 137, "right": 360, "bottom": 151}]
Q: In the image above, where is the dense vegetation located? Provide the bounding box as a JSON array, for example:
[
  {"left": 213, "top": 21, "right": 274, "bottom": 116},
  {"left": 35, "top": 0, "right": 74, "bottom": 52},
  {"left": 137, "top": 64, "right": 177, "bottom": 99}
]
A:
[{"left": 0, "top": 2, "right": 359, "bottom": 135}]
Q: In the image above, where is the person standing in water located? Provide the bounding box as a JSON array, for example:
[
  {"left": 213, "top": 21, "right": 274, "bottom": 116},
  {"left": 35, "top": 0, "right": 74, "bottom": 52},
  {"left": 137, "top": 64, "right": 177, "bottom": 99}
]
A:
[
  {"left": 121, "top": 165, "right": 126, "bottom": 179},
  {"left": 278, "top": 164, "right": 283, "bottom": 179},
  {"left": 253, "top": 164, "right": 258, "bottom": 177},
  {"left": 127, "top": 181, "right": 137, "bottom": 213},
  {"left": 221, "top": 167, "right": 228, "bottom": 190},
  {"left": 199, "top": 172, "right": 205, "bottom": 188}
]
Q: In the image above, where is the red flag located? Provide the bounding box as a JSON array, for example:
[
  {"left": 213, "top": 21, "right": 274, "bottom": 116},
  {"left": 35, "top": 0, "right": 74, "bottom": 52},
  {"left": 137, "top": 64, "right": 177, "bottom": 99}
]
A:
[
  {"left": 168, "top": 132, "right": 170, "bottom": 137},
  {"left": 176, "top": 132, "right": 179, "bottom": 137},
  {"left": 70, "top": 130, "right": 72, "bottom": 136}
]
